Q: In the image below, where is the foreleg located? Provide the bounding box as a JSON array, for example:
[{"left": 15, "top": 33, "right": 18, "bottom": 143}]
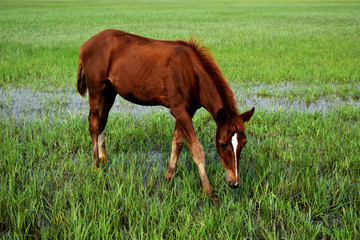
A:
[{"left": 165, "top": 121, "right": 185, "bottom": 180}]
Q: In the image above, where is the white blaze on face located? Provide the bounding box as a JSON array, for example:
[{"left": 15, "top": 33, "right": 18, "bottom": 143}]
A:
[{"left": 231, "top": 133, "right": 238, "bottom": 178}]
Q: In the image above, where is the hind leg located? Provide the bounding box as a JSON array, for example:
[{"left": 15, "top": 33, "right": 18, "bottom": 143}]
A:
[
  {"left": 88, "top": 78, "right": 113, "bottom": 167},
  {"left": 97, "top": 81, "right": 117, "bottom": 164},
  {"left": 88, "top": 92, "right": 102, "bottom": 167}
]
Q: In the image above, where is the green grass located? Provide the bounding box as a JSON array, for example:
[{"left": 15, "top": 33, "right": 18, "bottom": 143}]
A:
[
  {"left": 1, "top": 0, "right": 360, "bottom": 238},
  {"left": 1, "top": 0, "right": 359, "bottom": 89},
  {"left": 1, "top": 107, "right": 359, "bottom": 238}
]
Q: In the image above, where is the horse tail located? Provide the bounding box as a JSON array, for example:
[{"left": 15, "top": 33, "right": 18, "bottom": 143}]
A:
[{"left": 76, "top": 59, "right": 87, "bottom": 97}]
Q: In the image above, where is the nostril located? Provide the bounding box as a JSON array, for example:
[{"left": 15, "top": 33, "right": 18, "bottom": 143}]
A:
[{"left": 227, "top": 181, "right": 237, "bottom": 189}]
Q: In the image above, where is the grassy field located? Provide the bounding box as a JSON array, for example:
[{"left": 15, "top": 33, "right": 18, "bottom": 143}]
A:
[
  {"left": 1, "top": 106, "right": 359, "bottom": 239},
  {"left": 1, "top": 0, "right": 359, "bottom": 89},
  {"left": 1, "top": 0, "right": 360, "bottom": 239}
]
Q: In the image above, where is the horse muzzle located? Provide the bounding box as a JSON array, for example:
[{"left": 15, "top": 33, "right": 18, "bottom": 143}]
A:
[
  {"left": 227, "top": 180, "right": 240, "bottom": 189},
  {"left": 225, "top": 172, "right": 240, "bottom": 189}
]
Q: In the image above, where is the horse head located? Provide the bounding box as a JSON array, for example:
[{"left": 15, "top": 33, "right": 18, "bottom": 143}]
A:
[{"left": 216, "top": 107, "right": 255, "bottom": 189}]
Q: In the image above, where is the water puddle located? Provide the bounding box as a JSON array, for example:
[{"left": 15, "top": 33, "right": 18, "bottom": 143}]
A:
[
  {"left": 231, "top": 83, "right": 359, "bottom": 113},
  {"left": 237, "top": 94, "right": 359, "bottom": 113},
  {"left": 0, "top": 87, "right": 166, "bottom": 121},
  {"left": 0, "top": 84, "right": 359, "bottom": 121}
]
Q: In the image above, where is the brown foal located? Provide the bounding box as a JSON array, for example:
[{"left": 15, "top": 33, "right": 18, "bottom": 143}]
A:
[{"left": 77, "top": 29, "right": 254, "bottom": 195}]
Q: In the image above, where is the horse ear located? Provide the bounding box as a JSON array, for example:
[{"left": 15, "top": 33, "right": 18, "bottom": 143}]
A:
[
  {"left": 216, "top": 108, "right": 227, "bottom": 126},
  {"left": 240, "top": 107, "right": 255, "bottom": 122}
]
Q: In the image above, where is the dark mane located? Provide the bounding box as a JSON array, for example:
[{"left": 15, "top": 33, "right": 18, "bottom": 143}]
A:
[{"left": 176, "top": 39, "right": 240, "bottom": 119}]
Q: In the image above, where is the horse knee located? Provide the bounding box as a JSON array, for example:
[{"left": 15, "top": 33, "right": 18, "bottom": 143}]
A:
[{"left": 173, "top": 139, "right": 184, "bottom": 152}]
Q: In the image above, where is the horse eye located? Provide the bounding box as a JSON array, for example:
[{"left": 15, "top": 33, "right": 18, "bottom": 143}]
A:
[{"left": 219, "top": 143, "right": 227, "bottom": 149}]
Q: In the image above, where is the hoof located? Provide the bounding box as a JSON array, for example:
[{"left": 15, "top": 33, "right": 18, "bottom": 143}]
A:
[
  {"left": 165, "top": 168, "right": 175, "bottom": 181},
  {"left": 92, "top": 156, "right": 107, "bottom": 171},
  {"left": 99, "top": 156, "right": 107, "bottom": 164},
  {"left": 203, "top": 187, "right": 217, "bottom": 201},
  {"left": 92, "top": 165, "right": 100, "bottom": 174}
]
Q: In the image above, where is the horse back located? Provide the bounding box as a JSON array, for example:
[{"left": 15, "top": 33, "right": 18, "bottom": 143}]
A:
[{"left": 80, "top": 29, "right": 202, "bottom": 109}]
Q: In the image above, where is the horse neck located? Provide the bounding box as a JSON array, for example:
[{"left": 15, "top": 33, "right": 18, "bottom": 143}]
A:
[{"left": 198, "top": 74, "right": 227, "bottom": 120}]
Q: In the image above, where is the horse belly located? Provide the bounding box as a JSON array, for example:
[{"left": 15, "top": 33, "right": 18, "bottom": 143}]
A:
[{"left": 110, "top": 75, "right": 170, "bottom": 107}]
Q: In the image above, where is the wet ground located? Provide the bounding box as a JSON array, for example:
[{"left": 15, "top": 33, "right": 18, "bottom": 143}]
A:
[
  {"left": 1, "top": 84, "right": 359, "bottom": 121},
  {"left": 0, "top": 87, "right": 164, "bottom": 121}
]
